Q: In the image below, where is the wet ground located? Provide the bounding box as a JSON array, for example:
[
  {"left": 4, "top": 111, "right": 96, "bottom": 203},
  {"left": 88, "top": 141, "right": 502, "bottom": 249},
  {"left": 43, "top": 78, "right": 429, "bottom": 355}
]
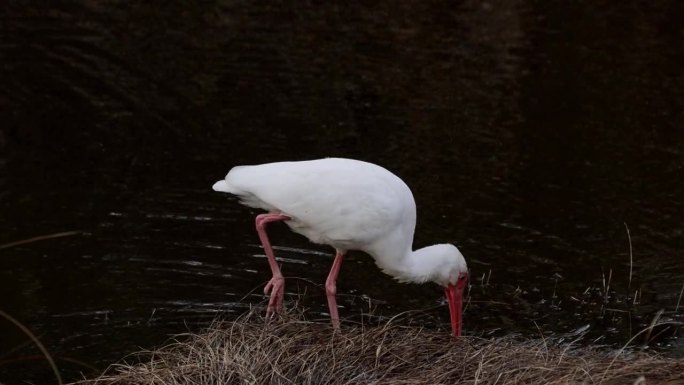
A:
[{"left": 1, "top": 1, "right": 683, "bottom": 383}]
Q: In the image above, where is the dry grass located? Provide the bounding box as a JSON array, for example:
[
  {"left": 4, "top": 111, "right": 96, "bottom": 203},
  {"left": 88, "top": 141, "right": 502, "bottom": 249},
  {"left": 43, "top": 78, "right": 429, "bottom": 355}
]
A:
[{"left": 76, "top": 309, "right": 684, "bottom": 385}]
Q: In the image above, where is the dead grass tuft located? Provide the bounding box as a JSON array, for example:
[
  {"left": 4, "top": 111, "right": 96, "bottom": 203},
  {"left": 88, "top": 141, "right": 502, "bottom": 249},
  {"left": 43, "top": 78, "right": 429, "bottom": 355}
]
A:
[{"left": 76, "top": 309, "right": 683, "bottom": 385}]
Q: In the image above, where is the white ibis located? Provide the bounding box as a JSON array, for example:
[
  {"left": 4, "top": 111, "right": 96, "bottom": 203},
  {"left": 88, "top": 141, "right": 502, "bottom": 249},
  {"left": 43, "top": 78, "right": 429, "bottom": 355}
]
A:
[{"left": 212, "top": 158, "right": 469, "bottom": 336}]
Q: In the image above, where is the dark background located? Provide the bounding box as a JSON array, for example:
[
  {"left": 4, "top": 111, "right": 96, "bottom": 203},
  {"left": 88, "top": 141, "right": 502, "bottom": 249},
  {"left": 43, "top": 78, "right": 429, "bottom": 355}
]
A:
[{"left": 1, "top": 1, "right": 683, "bottom": 383}]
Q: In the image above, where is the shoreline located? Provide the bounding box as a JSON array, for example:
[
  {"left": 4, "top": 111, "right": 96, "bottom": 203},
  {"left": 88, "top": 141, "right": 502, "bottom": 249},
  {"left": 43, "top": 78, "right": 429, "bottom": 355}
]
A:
[{"left": 75, "top": 310, "right": 684, "bottom": 385}]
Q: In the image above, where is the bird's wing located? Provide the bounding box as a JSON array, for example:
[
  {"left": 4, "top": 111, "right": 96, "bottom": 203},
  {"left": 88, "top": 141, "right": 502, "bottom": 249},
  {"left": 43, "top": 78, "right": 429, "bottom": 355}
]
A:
[{"left": 224, "top": 159, "right": 414, "bottom": 247}]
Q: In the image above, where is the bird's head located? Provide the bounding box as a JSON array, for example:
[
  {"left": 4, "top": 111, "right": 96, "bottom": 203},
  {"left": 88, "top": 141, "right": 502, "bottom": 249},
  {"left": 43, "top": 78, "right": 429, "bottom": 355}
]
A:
[
  {"left": 423, "top": 243, "right": 468, "bottom": 287},
  {"left": 417, "top": 243, "right": 469, "bottom": 337}
]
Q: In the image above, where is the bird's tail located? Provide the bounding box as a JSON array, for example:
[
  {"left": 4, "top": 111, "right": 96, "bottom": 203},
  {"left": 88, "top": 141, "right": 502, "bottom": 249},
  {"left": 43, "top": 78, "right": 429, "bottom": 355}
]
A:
[
  {"left": 212, "top": 180, "right": 231, "bottom": 192},
  {"left": 212, "top": 166, "right": 249, "bottom": 194}
]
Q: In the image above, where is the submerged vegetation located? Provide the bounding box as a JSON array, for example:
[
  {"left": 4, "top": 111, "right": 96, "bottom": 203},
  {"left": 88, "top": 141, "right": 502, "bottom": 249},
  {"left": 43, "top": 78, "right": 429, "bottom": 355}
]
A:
[{"left": 77, "top": 309, "right": 683, "bottom": 385}]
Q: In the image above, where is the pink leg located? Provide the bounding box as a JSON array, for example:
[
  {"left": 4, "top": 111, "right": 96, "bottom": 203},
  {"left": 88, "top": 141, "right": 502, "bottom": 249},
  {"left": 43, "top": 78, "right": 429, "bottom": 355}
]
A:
[
  {"left": 255, "top": 213, "right": 290, "bottom": 317},
  {"left": 325, "top": 251, "right": 345, "bottom": 329}
]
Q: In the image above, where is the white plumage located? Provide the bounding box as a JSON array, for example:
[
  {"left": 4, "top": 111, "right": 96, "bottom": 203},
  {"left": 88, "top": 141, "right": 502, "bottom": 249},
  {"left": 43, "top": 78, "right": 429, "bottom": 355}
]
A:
[{"left": 213, "top": 158, "right": 468, "bottom": 336}]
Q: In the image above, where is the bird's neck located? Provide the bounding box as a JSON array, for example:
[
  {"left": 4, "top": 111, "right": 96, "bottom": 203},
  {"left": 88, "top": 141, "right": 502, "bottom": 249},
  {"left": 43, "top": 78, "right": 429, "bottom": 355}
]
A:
[{"left": 367, "top": 244, "right": 445, "bottom": 284}]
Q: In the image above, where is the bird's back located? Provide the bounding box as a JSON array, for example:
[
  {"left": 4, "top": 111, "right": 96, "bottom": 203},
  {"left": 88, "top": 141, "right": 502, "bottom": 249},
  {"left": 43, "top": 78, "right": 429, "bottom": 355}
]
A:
[{"left": 215, "top": 158, "right": 417, "bottom": 251}]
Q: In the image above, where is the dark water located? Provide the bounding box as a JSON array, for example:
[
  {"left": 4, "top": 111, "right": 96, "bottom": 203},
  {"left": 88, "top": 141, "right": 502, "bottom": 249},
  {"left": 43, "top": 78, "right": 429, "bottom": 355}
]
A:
[{"left": 1, "top": 1, "right": 683, "bottom": 383}]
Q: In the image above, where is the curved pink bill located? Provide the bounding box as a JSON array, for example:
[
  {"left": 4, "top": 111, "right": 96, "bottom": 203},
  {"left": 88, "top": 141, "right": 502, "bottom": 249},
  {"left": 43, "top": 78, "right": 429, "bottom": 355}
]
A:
[{"left": 444, "top": 272, "right": 468, "bottom": 336}]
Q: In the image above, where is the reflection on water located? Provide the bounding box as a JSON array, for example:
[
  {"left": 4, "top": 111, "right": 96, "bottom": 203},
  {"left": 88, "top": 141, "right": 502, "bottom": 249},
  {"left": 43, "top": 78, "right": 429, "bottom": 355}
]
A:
[{"left": 1, "top": 0, "right": 683, "bottom": 382}]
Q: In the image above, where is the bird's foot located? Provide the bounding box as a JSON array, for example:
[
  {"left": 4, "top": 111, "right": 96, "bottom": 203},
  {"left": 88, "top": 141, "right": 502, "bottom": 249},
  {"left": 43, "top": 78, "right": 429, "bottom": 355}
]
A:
[{"left": 264, "top": 276, "right": 285, "bottom": 317}]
